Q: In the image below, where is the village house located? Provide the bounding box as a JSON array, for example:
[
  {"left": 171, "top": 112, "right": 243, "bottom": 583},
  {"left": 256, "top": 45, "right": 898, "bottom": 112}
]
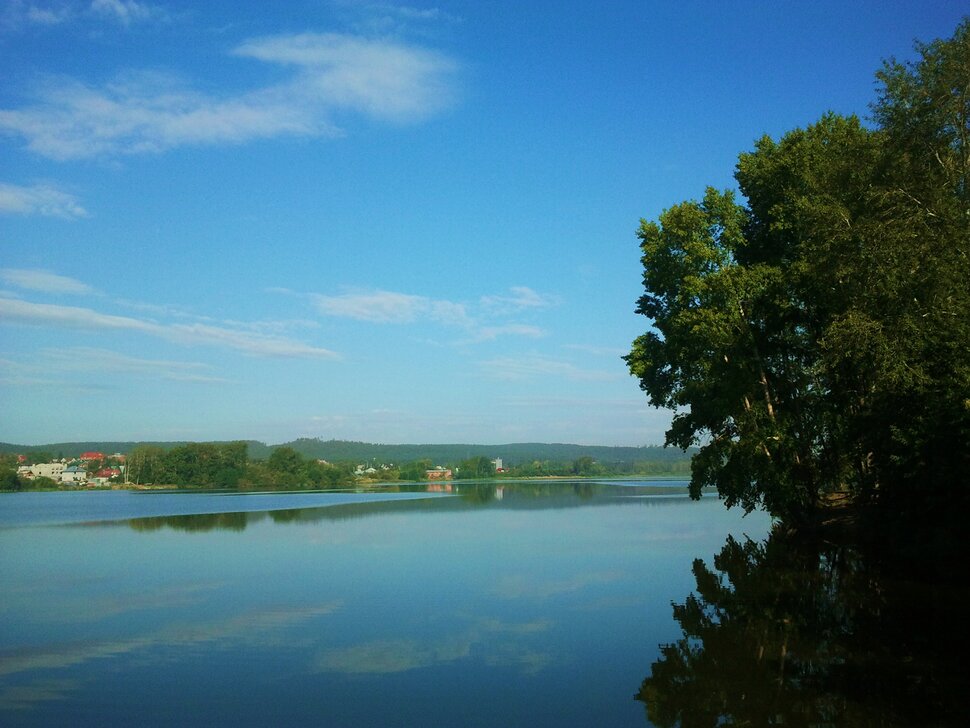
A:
[{"left": 60, "top": 466, "right": 88, "bottom": 485}]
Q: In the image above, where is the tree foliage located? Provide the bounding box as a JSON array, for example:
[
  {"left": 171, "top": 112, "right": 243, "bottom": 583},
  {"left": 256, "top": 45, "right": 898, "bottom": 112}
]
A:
[
  {"left": 626, "top": 21, "right": 970, "bottom": 524},
  {"left": 456, "top": 456, "right": 495, "bottom": 479},
  {"left": 0, "top": 467, "right": 24, "bottom": 491}
]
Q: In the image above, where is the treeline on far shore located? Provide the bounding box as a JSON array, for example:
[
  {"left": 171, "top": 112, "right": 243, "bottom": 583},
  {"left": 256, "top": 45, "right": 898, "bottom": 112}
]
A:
[{"left": 1, "top": 442, "right": 691, "bottom": 491}]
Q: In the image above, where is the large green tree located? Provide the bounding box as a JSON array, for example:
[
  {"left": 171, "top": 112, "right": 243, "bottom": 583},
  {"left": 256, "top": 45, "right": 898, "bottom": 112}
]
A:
[{"left": 626, "top": 21, "right": 969, "bottom": 524}]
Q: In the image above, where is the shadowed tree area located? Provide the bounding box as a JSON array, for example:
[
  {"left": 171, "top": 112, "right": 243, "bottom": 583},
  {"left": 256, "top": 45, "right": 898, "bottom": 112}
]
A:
[{"left": 625, "top": 20, "right": 969, "bottom": 527}]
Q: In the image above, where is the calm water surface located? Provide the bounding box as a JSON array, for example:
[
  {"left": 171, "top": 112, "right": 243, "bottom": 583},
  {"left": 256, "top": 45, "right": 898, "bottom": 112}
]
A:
[{"left": 0, "top": 482, "right": 772, "bottom": 726}]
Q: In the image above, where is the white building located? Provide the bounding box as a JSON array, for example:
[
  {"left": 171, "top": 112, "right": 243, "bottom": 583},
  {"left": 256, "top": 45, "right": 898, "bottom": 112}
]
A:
[{"left": 17, "top": 462, "right": 65, "bottom": 480}]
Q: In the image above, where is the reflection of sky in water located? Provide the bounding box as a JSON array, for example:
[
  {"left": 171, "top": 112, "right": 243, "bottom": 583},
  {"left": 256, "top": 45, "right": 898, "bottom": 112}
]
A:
[
  {"left": 0, "top": 488, "right": 772, "bottom": 726},
  {"left": 0, "top": 489, "right": 451, "bottom": 527}
]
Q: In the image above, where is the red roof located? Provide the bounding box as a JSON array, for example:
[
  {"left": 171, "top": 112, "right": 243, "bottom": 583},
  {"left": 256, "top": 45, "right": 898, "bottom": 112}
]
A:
[{"left": 80, "top": 451, "right": 104, "bottom": 460}]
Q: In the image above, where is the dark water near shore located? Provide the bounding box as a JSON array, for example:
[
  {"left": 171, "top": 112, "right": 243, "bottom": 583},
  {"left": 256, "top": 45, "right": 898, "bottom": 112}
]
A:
[{"left": 0, "top": 482, "right": 960, "bottom": 726}]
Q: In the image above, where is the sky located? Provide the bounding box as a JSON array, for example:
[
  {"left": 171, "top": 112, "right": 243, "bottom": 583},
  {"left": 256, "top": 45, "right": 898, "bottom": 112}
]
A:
[{"left": 0, "top": 1, "right": 966, "bottom": 447}]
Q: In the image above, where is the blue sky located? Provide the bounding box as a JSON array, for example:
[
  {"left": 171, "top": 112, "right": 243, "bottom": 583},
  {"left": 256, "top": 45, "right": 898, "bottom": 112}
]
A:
[{"left": 1, "top": 1, "right": 965, "bottom": 446}]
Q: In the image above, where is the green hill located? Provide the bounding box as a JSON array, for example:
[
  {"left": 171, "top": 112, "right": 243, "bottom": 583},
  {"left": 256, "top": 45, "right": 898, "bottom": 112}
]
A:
[
  {"left": 1, "top": 438, "right": 691, "bottom": 469},
  {"left": 0, "top": 440, "right": 272, "bottom": 460},
  {"left": 277, "top": 438, "right": 691, "bottom": 467}
]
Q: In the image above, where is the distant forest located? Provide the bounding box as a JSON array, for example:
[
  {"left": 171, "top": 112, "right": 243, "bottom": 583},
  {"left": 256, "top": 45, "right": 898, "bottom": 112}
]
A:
[{"left": 0, "top": 438, "right": 693, "bottom": 472}]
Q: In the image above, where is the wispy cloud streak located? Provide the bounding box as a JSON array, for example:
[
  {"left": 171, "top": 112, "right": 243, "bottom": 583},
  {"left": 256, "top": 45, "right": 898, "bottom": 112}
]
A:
[
  {"left": 304, "top": 285, "right": 555, "bottom": 343},
  {"left": 0, "top": 268, "right": 94, "bottom": 294},
  {"left": 0, "top": 297, "right": 340, "bottom": 359},
  {"left": 480, "top": 354, "right": 620, "bottom": 382},
  {"left": 309, "top": 289, "right": 469, "bottom": 325},
  {"left": 481, "top": 286, "right": 560, "bottom": 313},
  {"left": 39, "top": 347, "right": 230, "bottom": 383},
  {"left": 90, "top": 0, "right": 165, "bottom": 26},
  {"left": 2, "top": 0, "right": 167, "bottom": 29}
]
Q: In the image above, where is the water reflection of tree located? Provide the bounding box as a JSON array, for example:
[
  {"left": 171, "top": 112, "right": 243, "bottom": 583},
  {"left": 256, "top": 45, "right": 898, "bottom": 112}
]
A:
[
  {"left": 636, "top": 526, "right": 963, "bottom": 726},
  {"left": 128, "top": 511, "right": 249, "bottom": 532}
]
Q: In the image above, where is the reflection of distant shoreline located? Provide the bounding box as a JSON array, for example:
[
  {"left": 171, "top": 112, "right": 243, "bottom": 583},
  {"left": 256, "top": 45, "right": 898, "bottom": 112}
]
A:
[{"left": 119, "top": 482, "right": 709, "bottom": 533}]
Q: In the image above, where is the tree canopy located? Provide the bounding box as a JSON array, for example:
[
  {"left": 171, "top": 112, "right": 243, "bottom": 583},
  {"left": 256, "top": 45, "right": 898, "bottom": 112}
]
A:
[{"left": 626, "top": 20, "right": 970, "bottom": 524}]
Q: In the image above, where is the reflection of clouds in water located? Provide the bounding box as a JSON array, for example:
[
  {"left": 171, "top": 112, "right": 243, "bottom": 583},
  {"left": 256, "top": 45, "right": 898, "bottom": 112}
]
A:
[
  {"left": 315, "top": 637, "right": 472, "bottom": 674},
  {"left": 315, "top": 617, "right": 555, "bottom": 676},
  {"left": 478, "top": 617, "right": 552, "bottom": 634},
  {"left": 491, "top": 570, "right": 625, "bottom": 600},
  {"left": 0, "top": 602, "right": 342, "bottom": 680},
  {"left": 68, "top": 581, "right": 228, "bottom": 623},
  {"left": 1, "top": 580, "right": 229, "bottom": 624},
  {"left": 573, "top": 594, "right": 647, "bottom": 612},
  {"left": 484, "top": 644, "right": 552, "bottom": 676},
  {"left": 0, "top": 678, "right": 81, "bottom": 712},
  {"left": 0, "top": 574, "right": 111, "bottom": 616}
]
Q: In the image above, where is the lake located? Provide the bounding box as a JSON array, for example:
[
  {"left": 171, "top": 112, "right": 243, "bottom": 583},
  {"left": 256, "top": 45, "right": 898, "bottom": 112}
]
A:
[
  {"left": 1, "top": 483, "right": 772, "bottom": 726},
  {"left": 3, "top": 483, "right": 961, "bottom": 726}
]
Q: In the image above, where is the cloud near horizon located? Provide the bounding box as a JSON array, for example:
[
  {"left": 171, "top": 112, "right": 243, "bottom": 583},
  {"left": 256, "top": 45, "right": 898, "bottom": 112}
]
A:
[
  {"left": 0, "top": 32, "right": 458, "bottom": 160},
  {"left": 39, "top": 346, "right": 230, "bottom": 383}
]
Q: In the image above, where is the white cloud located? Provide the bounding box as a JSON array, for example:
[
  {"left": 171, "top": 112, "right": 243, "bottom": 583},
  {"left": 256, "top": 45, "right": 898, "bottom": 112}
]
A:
[
  {"left": 27, "top": 4, "right": 73, "bottom": 24},
  {"left": 0, "top": 297, "right": 340, "bottom": 359},
  {"left": 168, "top": 321, "right": 340, "bottom": 358},
  {"left": 480, "top": 354, "right": 621, "bottom": 382},
  {"left": 311, "top": 289, "right": 427, "bottom": 323},
  {"left": 336, "top": 2, "right": 462, "bottom": 37},
  {"left": 466, "top": 324, "right": 545, "bottom": 342},
  {"left": 1, "top": 2, "right": 72, "bottom": 28},
  {"left": 389, "top": 5, "right": 441, "bottom": 22},
  {"left": 304, "top": 286, "right": 556, "bottom": 343},
  {"left": 0, "top": 182, "right": 87, "bottom": 218},
  {"left": 234, "top": 32, "right": 457, "bottom": 122},
  {"left": 562, "top": 343, "right": 627, "bottom": 357},
  {"left": 89, "top": 0, "right": 164, "bottom": 25},
  {"left": 481, "top": 286, "right": 560, "bottom": 313},
  {"left": 0, "top": 72, "right": 326, "bottom": 160},
  {"left": 0, "top": 268, "right": 94, "bottom": 294},
  {"left": 500, "top": 395, "right": 648, "bottom": 411},
  {"left": 310, "top": 289, "right": 471, "bottom": 326},
  {"left": 0, "top": 33, "right": 458, "bottom": 160},
  {"left": 2, "top": 0, "right": 166, "bottom": 29}
]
